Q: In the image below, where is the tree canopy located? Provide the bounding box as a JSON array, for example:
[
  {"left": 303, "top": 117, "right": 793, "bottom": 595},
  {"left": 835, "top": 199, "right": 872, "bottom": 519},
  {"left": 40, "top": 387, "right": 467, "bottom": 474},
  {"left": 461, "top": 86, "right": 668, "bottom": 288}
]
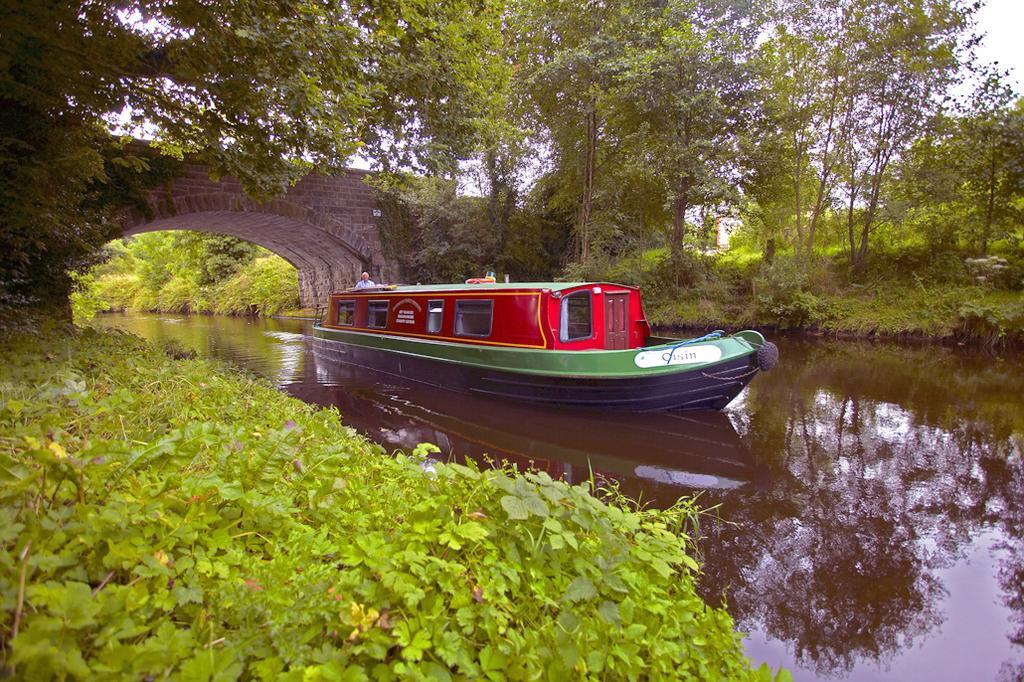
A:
[{"left": 0, "top": 0, "right": 503, "bottom": 320}]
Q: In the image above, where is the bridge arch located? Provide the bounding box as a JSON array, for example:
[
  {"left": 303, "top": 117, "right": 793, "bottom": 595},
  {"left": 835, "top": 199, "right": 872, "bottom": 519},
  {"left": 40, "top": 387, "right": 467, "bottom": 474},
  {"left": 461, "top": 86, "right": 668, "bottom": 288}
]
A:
[{"left": 118, "top": 165, "right": 388, "bottom": 307}]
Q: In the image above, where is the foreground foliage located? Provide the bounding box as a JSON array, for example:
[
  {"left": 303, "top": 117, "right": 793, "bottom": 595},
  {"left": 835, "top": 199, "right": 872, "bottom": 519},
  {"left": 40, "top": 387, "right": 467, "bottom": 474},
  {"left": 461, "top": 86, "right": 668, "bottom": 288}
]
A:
[{"left": 0, "top": 328, "right": 776, "bottom": 679}]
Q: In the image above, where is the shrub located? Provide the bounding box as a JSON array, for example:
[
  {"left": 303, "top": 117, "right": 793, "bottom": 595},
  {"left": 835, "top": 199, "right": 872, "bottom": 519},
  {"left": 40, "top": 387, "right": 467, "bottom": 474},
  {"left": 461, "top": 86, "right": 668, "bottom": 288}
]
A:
[
  {"left": 70, "top": 273, "right": 142, "bottom": 321},
  {"left": 71, "top": 233, "right": 301, "bottom": 319},
  {"left": 213, "top": 256, "right": 300, "bottom": 316},
  {"left": 965, "top": 256, "right": 1015, "bottom": 289},
  {"left": 751, "top": 259, "right": 827, "bottom": 328},
  {"left": 153, "top": 275, "right": 203, "bottom": 313},
  {"left": 921, "top": 252, "right": 971, "bottom": 287},
  {"left": 571, "top": 247, "right": 715, "bottom": 301},
  {"left": 69, "top": 273, "right": 107, "bottom": 321},
  {"left": 759, "top": 290, "right": 824, "bottom": 328},
  {"left": 957, "top": 298, "right": 1024, "bottom": 347}
]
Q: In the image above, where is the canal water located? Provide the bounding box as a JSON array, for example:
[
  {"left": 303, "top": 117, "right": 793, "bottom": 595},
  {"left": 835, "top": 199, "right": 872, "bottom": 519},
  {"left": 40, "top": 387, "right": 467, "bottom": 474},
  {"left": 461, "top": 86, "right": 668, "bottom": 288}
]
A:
[{"left": 92, "top": 312, "right": 1024, "bottom": 681}]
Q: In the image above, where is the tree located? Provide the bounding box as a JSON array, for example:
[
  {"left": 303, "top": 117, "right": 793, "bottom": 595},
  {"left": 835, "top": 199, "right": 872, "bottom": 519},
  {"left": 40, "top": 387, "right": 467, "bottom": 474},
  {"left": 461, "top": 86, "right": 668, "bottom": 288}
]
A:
[
  {"left": 173, "top": 233, "right": 262, "bottom": 286},
  {"left": 372, "top": 174, "right": 501, "bottom": 283},
  {"left": 738, "top": 124, "right": 798, "bottom": 263},
  {"left": 893, "top": 118, "right": 966, "bottom": 251},
  {"left": 895, "top": 74, "right": 1023, "bottom": 255},
  {"left": 0, "top": 0, "right": 502, "bottom": 321},
  {"left": 756, "top": 0, "right": 855, "bottom": 268},
  {"left": 609, "top": 0, "right": 760, "bottom": 273},
  {"left": 956, "top": 72, "right": 1023, "bottom": 253},
  {"left": 512, "top": 0, "right": 625, "bottom": 263},
  {"left": 751, "top": 0, "right": 974, "bottom": 273},
  {"left": 834, "top": 0, "right": 972, "bottom": 272},
  {"left": 459, "top": 39, "right": 531, "bottom": 275}
]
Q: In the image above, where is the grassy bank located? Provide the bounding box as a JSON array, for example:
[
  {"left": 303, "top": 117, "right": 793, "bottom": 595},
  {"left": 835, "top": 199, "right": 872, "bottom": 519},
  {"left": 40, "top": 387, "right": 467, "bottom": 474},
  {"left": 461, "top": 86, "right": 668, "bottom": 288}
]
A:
[
  {"left": 649, "top": 284, "right": 1023, "bottom": 343},
  {"left": 273, "top": 308, "right": 318, "bottom": 320},
  {"left": 0, "top": 327, "right": 778, "bottom": 680},
  {"left": 579, "top": 246, "right": 1024, "bottom": 347}
]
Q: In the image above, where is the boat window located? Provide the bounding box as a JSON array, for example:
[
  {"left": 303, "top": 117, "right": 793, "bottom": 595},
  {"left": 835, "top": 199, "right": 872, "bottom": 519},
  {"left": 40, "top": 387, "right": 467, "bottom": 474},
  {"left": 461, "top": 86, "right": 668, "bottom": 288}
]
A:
[
  {"left": 455, "top": 300, "right": 493, "bottom": 337},
  {"left": 336, "top": 300, "right": 355, "bottom": 326},
  {"left": 560, "top": 291, "right": 592, "bottom": 342},
  {"left": 367, "top": 300, "right": 389, "bottom": 328},
  {"left": 427, "top": 299, "right": 444, "bottom": 334}
]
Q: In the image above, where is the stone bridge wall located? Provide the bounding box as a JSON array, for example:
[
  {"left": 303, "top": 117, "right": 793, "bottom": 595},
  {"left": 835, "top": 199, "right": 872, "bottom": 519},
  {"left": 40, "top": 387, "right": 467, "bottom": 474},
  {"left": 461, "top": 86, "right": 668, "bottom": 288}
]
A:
[{"left": 120, "top": 164, "right": 389, "bottom": 307}]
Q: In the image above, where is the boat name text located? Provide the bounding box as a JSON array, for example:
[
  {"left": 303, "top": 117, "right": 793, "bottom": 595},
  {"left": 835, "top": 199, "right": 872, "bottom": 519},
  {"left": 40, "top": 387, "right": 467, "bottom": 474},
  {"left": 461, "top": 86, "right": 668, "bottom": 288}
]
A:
[{"left": 633, "top": 344, "right": 723, "bottom": 368}]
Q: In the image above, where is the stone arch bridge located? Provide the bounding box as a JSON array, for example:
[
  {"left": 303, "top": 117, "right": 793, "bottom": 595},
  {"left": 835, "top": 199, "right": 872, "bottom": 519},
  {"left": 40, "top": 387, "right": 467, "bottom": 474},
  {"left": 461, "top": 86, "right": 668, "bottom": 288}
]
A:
[{"left": 120, "top": 164, "right": 388, "bottom": 307}]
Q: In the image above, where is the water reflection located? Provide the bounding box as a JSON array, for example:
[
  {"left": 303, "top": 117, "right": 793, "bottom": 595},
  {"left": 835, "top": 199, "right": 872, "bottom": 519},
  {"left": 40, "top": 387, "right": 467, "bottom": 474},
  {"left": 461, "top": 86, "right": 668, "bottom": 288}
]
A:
[
  {"left": 92, "top": 314, "right": 1024, "bottom": 680},
  {"left": 708, "top": 340, "right": 1024, "bottom": 680},
  {"left": 94, "top": 313, "right": 310, "bottom": 385},
  {"left": 289, "top": 352, "right": 763, "bottom": 504}
]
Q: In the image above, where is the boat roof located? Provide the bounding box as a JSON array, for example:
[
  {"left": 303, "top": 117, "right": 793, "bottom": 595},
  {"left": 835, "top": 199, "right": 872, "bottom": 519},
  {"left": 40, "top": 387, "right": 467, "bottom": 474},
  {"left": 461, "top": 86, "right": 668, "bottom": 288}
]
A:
[{"left": 336, "top": 282, "right": 638, "bottom": 294}]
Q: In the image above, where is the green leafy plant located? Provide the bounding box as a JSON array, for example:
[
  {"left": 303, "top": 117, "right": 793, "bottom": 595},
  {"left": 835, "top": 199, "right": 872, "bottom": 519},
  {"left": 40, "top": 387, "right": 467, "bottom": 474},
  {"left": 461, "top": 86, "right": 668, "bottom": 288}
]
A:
[
  {"left": 752, "top": 259, "right": 826, "bottom": 328},
  {"left": 0, "top": 327, "right": 783, "bottom": 680},
  {"left": 957, "top": 298, "right": 1024, "bottom": 347}
]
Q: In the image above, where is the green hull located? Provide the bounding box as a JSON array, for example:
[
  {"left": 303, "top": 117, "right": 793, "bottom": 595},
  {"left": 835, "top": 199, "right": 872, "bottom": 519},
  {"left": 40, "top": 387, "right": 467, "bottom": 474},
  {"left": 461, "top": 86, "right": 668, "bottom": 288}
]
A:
[{"left": 311, "top": 325, "right": 766, "bottom": 379}]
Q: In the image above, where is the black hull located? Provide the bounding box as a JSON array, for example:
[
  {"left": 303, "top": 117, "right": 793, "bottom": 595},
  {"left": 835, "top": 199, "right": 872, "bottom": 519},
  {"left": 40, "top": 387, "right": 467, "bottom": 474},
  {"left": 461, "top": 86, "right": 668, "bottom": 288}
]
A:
[{"left": 311, "top": 336, "right": 758, "bottom": 411}]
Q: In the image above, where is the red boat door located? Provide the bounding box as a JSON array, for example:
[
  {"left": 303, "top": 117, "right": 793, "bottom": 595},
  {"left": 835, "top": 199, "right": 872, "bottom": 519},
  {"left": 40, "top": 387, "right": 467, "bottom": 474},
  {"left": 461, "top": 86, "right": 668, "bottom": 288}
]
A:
[{"left": 605, "top": 293, "right": 628, "bottom": 349}]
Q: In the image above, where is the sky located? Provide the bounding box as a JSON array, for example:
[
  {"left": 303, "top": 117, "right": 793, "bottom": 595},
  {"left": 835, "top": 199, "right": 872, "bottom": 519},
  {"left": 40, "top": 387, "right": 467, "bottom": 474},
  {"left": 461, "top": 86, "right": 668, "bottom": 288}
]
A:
[{"left": 974, "top": 0, "right": 1024, "bottom": 87}]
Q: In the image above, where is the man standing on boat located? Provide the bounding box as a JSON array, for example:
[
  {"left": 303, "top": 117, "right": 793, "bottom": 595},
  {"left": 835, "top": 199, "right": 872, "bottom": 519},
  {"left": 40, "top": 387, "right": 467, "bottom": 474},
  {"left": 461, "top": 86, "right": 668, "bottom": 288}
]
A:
[{"left": 355, "top": 272, "right": 376, "bottom": 289}]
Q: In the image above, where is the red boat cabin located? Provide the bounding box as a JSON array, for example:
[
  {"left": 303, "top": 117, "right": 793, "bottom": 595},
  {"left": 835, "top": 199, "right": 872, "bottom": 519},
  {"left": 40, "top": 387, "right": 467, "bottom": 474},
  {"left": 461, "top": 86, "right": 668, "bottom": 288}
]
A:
[{"left": 321, "top": 283, "right": 652, "bottom": 351}]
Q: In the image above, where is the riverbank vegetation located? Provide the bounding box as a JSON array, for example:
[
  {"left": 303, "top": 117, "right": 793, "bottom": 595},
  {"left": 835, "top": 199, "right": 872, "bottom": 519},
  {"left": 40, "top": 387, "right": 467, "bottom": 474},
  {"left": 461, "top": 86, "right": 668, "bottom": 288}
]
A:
[
  {"left": 0, "top": 326, "right": 782, "bottom": 679},
  {"left": 3, "top": 0, "right": 1021, "bottom": 346},
  {"left": 71, "top": 233, "right": 301, "bottom": 320},
  {"left": 576, "top": 244, "right": 1024, "bottom": 345}
]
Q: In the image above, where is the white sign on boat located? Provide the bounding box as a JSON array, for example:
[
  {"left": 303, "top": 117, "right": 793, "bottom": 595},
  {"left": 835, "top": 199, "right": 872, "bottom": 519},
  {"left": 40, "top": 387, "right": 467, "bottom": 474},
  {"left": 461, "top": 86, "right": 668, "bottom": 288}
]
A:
[{"left": 634, "top": 344, "right": 722, "bottom": 368}]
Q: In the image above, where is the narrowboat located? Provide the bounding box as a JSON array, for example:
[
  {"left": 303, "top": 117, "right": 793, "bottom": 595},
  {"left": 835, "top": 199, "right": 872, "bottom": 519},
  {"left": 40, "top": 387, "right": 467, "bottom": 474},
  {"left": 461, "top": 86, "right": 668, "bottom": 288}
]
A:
[{"left": 311, "top": 281, "right": 778, "bottom": 411}]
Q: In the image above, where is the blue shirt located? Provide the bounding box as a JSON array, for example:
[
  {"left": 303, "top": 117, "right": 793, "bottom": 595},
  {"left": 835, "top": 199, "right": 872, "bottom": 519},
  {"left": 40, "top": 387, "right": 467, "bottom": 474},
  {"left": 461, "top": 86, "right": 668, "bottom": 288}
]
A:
[{"left": 355, "top": 279, "right": 376, "bottom": 289}]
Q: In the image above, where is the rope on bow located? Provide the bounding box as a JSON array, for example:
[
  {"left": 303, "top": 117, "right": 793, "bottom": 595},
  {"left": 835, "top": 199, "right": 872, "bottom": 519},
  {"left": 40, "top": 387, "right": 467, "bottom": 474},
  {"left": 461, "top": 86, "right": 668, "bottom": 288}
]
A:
[{"left": 663, "top": 330, "right": 725, "bottom": 365}]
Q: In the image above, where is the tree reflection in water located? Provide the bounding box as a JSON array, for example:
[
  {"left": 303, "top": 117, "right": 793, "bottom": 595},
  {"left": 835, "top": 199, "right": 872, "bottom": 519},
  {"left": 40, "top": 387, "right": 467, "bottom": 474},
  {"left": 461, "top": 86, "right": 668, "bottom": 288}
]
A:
[
  {"left": 700, "top": 340, "right": 1024, "bottom": 677},
  {"left": 989, "top": 434, "right": 1024, "bottom": 682}
]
